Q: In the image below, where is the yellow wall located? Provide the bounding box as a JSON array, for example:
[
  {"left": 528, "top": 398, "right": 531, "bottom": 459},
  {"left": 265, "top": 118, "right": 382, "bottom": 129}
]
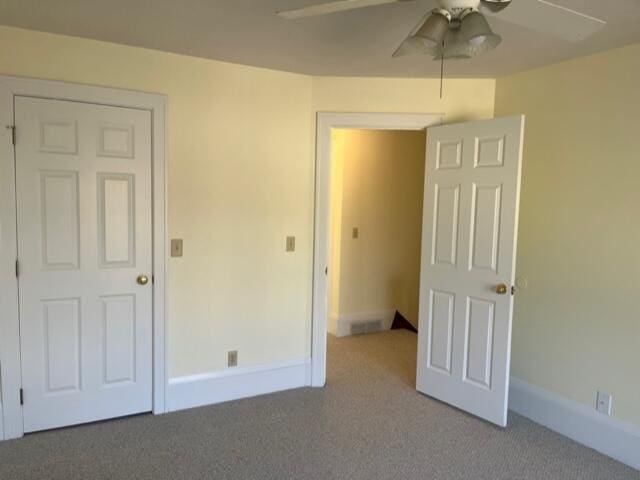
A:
[
  {"left": 328, "top": 130, "right": 346, "bottom": 322},
  {"left": 312, "top": 76, "right": 495, "bottom": 123},
  {"left": 495, "top": 44, "right": 640, "bottom": 426},
  {"left": 0, "top": 26, "right": 314, "bottom": 377},
  {"left": 329, "top": 129, "right": 426, "bottom": 328},
  {"left": 0, "top": 26, "right": 496, "bottom": 380}
]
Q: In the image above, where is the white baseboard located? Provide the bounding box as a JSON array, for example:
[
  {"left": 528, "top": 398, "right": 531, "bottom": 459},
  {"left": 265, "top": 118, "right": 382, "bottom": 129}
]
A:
[
  {"left": 166, "top": 358, "right": 312, "bottom": 412},
  {"left": 509, "top": 377, "right": 640, "bottom": 470},
  {"left": 0, "top": 401, "right": 4, "bottom": 441},
  {"left": 332, "top": 310, "right": 395, "bottom": 337},
  {"left": 328, "top": 313, "right": 340, "bottom": 336}
]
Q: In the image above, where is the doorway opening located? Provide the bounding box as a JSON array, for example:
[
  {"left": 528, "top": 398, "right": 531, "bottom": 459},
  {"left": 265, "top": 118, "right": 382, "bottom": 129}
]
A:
[
  {"left": 312, "top": 112, "right": 525, "bottom": 427},
  {"left": 311, "top": 113, "right": 443, "bottom": 388},
  {"left": 326, "top": 128, "right": 426, "bottom": 386}
]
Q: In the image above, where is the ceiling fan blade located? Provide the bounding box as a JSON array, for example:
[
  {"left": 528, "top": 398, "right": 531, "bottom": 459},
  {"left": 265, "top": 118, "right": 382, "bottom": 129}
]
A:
[
  {"left": 277, "top": 0, "right": 404, "bottom": 20},
  {"left": 482, "top": 0, "right": 606, "bottom": 43}
]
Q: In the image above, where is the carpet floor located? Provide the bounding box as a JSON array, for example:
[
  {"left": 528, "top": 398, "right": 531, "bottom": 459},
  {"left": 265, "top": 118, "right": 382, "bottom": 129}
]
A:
[{"left": 0, "top": 330, "right": 637, "bottom": 479}]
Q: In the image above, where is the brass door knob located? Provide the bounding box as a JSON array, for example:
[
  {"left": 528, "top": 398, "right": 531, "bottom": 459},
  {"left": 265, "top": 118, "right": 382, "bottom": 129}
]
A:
[
  {"left": 137, "top": 275, "right": 149, "bottom": 286},
  {"left": 496, "top": 283, "right": 508, "bottom": 295}
]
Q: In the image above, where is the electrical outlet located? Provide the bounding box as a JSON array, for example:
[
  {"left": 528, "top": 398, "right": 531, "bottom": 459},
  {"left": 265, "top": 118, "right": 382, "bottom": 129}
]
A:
[
  {"left": 286, "top": 236, "right": 296, "bottom": 252},
  {"left": 228, "top": 350, "right": 238, "bottom": 368},
  {"left": 596, "top": 391, "right": 612, "bottom": 415},
  {"left": 171, "top": 239, "right": 183, "bottom": 257},
  {"left": 352, "top": 227, "right": 359, "bottom": 239}
]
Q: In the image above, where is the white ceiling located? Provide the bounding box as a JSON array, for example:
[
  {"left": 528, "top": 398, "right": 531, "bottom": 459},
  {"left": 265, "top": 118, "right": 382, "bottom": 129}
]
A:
[{"left": 1, "top": 0, "right": 640, "bottom": 78}]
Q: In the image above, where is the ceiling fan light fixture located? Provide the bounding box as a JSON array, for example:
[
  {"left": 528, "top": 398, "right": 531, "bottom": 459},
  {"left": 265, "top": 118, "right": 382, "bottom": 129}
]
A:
[
  {"left": 457, "top": 10, "right": 501, "bottom": 55},
  {"left": 479, "top": 0, "right": 512, "bottom": 14},
  {"left": 434, "top": 29, "right": 472, "bottom": 61},
  {"left": 414, "top": 9, "right": 452, "bottom": 50}
]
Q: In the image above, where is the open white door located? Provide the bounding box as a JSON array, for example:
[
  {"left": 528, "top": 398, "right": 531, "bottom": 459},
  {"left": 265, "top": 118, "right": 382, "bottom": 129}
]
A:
[{"left": 416, "top": 116, "right": 525, "bottom": 427}]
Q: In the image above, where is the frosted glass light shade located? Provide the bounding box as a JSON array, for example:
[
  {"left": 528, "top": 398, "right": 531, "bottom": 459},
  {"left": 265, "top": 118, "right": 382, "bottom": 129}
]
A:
[
  {"left": 414, "top": 11, "right": 451, "bottom": 51},
  {"left": 456, "top": 11, "right": 501, "bottom": 56},
  {"left": 434, "top": 29, "right": 471, "bottom": 60}
]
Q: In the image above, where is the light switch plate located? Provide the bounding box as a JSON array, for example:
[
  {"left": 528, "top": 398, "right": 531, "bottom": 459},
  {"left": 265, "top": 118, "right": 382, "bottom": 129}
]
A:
[
  {"left": 171, "top": 239, "right": 183, "bottom": 257},
  {"left": 596, "top": 391, "right": 612, "bottom": 415},
  {"left": 286, "top": 236, "right": 296, "bottom": 252}
]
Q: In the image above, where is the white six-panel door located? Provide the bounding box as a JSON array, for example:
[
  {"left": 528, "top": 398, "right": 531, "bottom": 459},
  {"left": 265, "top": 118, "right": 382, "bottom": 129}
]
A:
[
  {"left": 15, "top": 97, "right": 153, "bottom": 432},
  {"left": 416, "top": 116, "right": 525, "bottom": 427}
]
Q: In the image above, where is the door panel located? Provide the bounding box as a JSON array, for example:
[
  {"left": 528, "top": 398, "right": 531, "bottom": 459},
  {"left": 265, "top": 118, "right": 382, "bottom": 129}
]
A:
[
  {"left": 417, "top": 116, "right": 524, "bottom": 427},
  {"left": 469, "top": 184, "right": 502, "bottom": 272},
  {"left": 15, "top": 97, "right": 153, "bottom": 433},
  {"left": 431, "top": 184, "right": 460, "bottom": 267},
  {"left": 463, "top": 297, "right": 495, "bottom": 389},
  {"left": 101, "top": 294, "right": 137, "bottom": 387},
  {"left": 42, "top": 298, "right": 82, "bottom": 394},
  {"left": 40, "top": 171, "right": 80, "bottom": 269},
  {"left": 426, "top": 290, "right": 455, "bottom": 375},
  {"left": 98, "top": 173, "right": 136, "bottom": 267}
]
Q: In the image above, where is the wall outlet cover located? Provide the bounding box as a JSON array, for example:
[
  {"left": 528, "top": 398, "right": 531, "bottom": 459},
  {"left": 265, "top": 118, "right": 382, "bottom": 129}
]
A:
[
  {"left": 596, "top": 391, "right": 612, "bottom": 415},
  {"left": 171, "top": 239, "right": 183, "bottom": 257},
  {"left": 228, "top": 350, "right": 238, "bottom": 368},
  {"left": 286, "top": 236, "right": 296, "bottom": 252}
]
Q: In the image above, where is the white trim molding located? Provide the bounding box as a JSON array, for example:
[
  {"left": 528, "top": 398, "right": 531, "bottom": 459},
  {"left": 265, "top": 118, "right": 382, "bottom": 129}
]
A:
[
  {"left": 166, "top": 359, "right": 312, "bottom": 412},
  {"left": 0, "top": 399, "right": 4, "bottom": 440},
  {"left": 509, "top": 377, "right": 640, "bottom": 471},
  {"left": 0, "top": 75, "right": 168, "bottom": 441},
  {"left": 312, "top": 112, "right": 444, "bottom": 387}
]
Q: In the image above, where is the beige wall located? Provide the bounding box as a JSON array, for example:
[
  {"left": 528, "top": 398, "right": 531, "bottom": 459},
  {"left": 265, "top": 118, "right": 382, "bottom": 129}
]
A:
[
  {"left": 329, "top": 129, "right": 425, "bottom": 329},
  {"left": 0, "top": 26, "right": 314, "bottom": 377},
  {"left": 312, "top": 76, "right": 496, "bottom": 123},
  {"left": 495, "top": 44, "right": 640, "bottom": 426},
  {"left": 328, "top": 130, "right": 346, "bottom": 322},
  {"left": 0, "top": 26, "right": 496, "bottom": 380}
]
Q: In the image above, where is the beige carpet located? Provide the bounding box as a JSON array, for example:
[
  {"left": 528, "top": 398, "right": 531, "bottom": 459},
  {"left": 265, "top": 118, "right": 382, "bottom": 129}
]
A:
[{"left": 0, "top": 330, "right": 637, "bottom": 479}]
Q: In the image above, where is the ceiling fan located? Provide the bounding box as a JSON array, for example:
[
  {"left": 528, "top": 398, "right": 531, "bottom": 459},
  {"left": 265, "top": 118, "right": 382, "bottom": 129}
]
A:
[{"left": 277, "top": 0, "right": 607, "bottom": 60}]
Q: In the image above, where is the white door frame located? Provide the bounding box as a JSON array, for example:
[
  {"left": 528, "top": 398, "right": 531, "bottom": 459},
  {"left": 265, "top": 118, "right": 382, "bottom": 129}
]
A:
[
  {"left": 311, "top": 112, "right": 444, "bottom": 387},
  {"left": 0, "top": 75, "right": 168, "bottom": 440}
]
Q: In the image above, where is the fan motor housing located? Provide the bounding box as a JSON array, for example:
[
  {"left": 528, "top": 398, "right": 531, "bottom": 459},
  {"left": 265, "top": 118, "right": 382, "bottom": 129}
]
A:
[{"left": 435, "top": 0, "right": 481, "bottom": 18}]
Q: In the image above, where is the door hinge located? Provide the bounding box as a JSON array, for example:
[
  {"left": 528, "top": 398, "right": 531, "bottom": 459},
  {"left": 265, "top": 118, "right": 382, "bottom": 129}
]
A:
[
  {"left": 15, "top": 259, "right": 19, "bottom": 278},
  {"left": 6, "top": 125, "right": 16, "bottom": 145},
  {"left": 20, "top": 388, "right": 24, "bottom": 405}
]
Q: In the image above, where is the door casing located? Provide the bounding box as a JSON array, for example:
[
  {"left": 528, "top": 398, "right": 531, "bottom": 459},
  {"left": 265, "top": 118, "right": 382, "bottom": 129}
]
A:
[
  {"left": 0, "top": 75, "right": 168, "bottom": 440},
  {"left": 311, "top": 112, "right": 444, "bottom": 387}
]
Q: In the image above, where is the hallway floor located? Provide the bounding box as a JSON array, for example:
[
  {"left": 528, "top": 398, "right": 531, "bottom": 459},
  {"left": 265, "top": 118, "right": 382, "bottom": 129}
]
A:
[{"left": 0, "top": 330, "right": 637, "bottom": 479}]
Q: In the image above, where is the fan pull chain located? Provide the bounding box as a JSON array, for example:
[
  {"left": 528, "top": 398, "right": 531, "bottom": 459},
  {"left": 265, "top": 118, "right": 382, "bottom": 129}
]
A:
[{"left": 440, "top": 40, "right": 445, "bottom": 99}]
